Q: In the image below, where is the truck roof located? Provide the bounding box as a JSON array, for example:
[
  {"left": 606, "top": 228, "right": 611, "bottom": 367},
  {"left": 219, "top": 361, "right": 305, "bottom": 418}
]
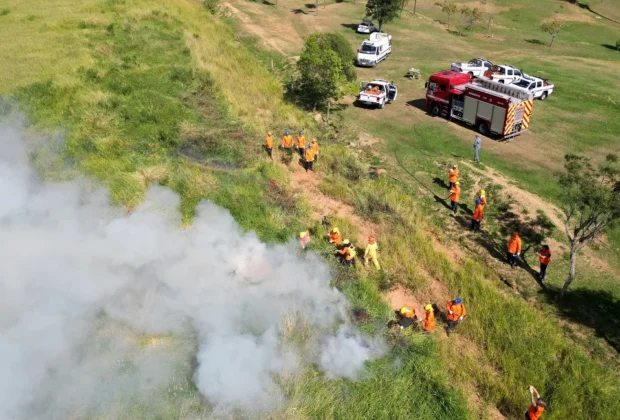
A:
[{"left": 429, "top": 70, "right": 471, "bottom": 86}]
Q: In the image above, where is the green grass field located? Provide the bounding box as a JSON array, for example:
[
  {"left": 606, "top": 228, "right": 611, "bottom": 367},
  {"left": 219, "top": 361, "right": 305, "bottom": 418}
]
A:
[{"left": 1, "top": 0, "right": 619, "bottom": 418}]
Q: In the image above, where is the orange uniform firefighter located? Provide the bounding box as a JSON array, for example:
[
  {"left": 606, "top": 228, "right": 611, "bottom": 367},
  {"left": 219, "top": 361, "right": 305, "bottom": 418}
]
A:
[
  {"left": 265, "top": 131, "right": 273, "bottom": 160},
  {"left": 507, "top": 231, "right": 522, "bottom": 269},
  {"left": 329, "top": 227, "right": 342, "bottom": 246},
  {"left": 281, "top": 130, "right": 293, "bottom": 152},
  {"left": 343, "top": 241, "right": 357, "bottom": 267},
  {"left": 299, "top": 231, "right": 310, "bottom": 249},
  {"left": 478, "top": 189, "right": 487, "bottom": 210},
  {"left": 537, "top": 245, "right": 551, "bottom": 281},
  {"left": 471, "top": 199, "right": 483, "bottom": 232},
  {"left": 446, "top": 297, "right": 466, "bottom": 334},
  {"left": 397, "top": 305, "right": 416, "bottom": 329},
  {"left": 526, "top": 386, "right": 547, "bottom": 420},
  {"left": 304, "top": 143, "right": 316, "bottom": 172},
  {"left": 310, "top": 138, "right": 320, "bottom": 162},
  {"left": 448, "top": 164, "right": 459, "bottom": 189},
  {"left": 449, "top": 181, "right": 460, "bottom": 215},
  {"left": 423, "top": 304, "right": 435, "bottom": 332},
  {"left": 296, "top": 131, "right": 306, "bottom": 158}
]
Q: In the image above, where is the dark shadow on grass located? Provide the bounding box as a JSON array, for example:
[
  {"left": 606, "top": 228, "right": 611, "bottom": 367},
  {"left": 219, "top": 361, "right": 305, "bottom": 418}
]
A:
[
  {"left": 525, "top": 39, "right": 546, "bottom": 45},
  {"left": 458, "top": 203, "right": 472, "bottom": 216},
  {"left": 432, "top": 177, "right": 450, "bottom": 190},
  {"left": 352, "top": 100, "right": 379, "bottom": 110},
  {"left": 291, "top": 8, "right": 308, "bottom": 14},
  {"left": 341, "top": 23, "right": 360, "bottom": 31},
  {"left": 542, "top": 286, "right": 620, "bottom": 353},
  {"left": 262, "top": 0, "right": 275, "bottom": 5},
  {"left": 601, "top": 44, "right": 620, "bottom": 51},
  {"left": 305, "top": 3, "right": 316, "bottom": 9},
  {"left": 406, "top": 99, "right": 428, "bottom": 112}
]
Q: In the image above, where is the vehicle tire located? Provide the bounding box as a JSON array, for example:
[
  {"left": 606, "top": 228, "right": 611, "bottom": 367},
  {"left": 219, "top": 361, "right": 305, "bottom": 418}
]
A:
[
  {"left": 477, "top": 121, "right": 489, "bottom": 135},
  {"left": 379, "top": 102, "right": 385, "bottom": 109},
  {"left": 540, "top": 92, "right": 548, "bottom": 100},
  {"left": 372, "top": 61, "right": 377, "bottom": 68},
  {"left": 431, "top": 104, "right": 440, "bottom": 116}
]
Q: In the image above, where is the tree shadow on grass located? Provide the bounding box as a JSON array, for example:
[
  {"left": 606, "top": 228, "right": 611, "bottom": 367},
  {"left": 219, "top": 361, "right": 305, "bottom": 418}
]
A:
[
  {"left": 601, "top": 44, "right": 620, "bottom": 51},
  {"left": 525, "top": 39, "right": 546, "bottom": 45},
  {"left": 542, "top": 286, "right": 620, "bottom": 353},
  {"left": 305, "top": 3, "right": 316, "bottom": 9},
  {"left": 262, "top": 0, "right": 275, "bottom": 5},
  {"left": 291, "top": 8, "right": 308, "bottom": 14},
  {"left": 432, "top": 177, "right": 450, "bottom": 190}
]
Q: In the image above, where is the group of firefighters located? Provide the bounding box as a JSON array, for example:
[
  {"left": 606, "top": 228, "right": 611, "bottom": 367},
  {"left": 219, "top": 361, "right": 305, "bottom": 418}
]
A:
[
  {"left": 326, "top": 226, "right": 381, "bottom": 270},
  {"left": 265, "top": 130, "right": 320, "bottom": 172},
  {"left": 393, "top": 296, "right": 466, "bottom": 335},
  {"left": 447, "top": 164, "right": 552, "bottom": 281}
]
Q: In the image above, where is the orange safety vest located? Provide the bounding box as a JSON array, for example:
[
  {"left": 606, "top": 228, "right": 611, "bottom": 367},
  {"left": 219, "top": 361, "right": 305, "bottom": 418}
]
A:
[
  {"left": 450, "top": 186, "right": 461, "bottom": 203},
  {"left": 329, "top": 231, "right": 342, "bottom": 245},
  {"left": 508, "top": 236, "right": 522, "bottom": 254},
  {"left": 446, "top": 302, "right": 466, "bottom": 322},
  {"left": 296, "top": 135, "right": 306, "bottom": 148},
  {"left": 539, "top": 249, "right": 551, "bottom": 265},
  {"left": 305, "top": 147, "right": 316, "bottom": 162},
  {"left": 311, "top": 141, "right": 319, "bottom": 154},
  {"left": 472, "top": 204, "right": 484, "bottom": 221},
  {"left": 265, "top": 134, "right": 273, "bottom": 149},
  {"left": 424, "top": 311, "right": 435, "bottom": 332},
  {"left": 345, "top": 246, "right": 356, "bottom": 261},
  {"left": 449, "top": 168, "right": 458, "bottom": 183},
  {"left": 479, "top": 196, "right": 487, "bottom": 210},
  {"left": 282, "top": 135, "right": 293, "bottom": 148},
  {"left": 527, "top": 404, "right": 545, "bottom": 420}
]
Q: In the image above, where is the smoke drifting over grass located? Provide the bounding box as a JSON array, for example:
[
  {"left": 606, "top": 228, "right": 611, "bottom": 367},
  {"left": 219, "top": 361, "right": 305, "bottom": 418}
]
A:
[{"left": 0, "top": 120, "right": 384, "bottom": 419}]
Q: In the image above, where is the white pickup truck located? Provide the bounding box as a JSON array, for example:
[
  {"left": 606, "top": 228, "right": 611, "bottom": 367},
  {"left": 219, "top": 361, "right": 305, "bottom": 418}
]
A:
[
  {"left": 512, "top": 75, "right": 554, "bottom": 100},
  {"left": 482, "top": 64, "right": 524, "bottom": 84},
  {"left": 356, "top": 32, "right": 392, "bottom": 67},
  {"left": 451, "top": 58, "right": 494, "bottom": 77},
  {"left": 358, "top": 80, "right": 398, "bottom": 109}
]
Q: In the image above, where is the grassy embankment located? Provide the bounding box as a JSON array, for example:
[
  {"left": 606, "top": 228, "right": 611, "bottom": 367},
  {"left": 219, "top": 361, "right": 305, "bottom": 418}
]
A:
[
  {"left": 222, "top": 0, "right": 620, "bottom": 417},
  {"left": 0, "top": 0, "right": 470, "bottom": 418}
]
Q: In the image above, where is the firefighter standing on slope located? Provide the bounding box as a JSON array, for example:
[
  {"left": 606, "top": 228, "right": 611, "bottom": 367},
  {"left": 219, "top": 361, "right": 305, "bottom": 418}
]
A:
[
  {"left": 423, "top": 304, "right": 435, "bottom": 333},
  {"left": 364, "top": 235, "right": 381, "bottom": 270},
  {"left": 478, "top": 189, "right": 487, "bottom": 210},
  {"left": 471, "top": 198, "right": 484, "bottom": 232},
  {"left": 304, "top": 142, "right": 316, "bottom": 172},
  {"left": 310, "top": 138, "right": 320, "bottom": 162},
  {"left": 281, "top": 130, "right": 294, "bottom": 154},
  {"left": 265, "top": 131, "right": 273, "bottom": 160},
  {"left": 525, "top": 386, "right": 547, "bottom": 420},
  {"left": 449, "top": 181, "right": 460, "bottom": 215},
  {"left": 296, "top": 131, "right": 306, "bottom": 158},
  {"left": 537, "top": 245, "right": 551, "bottom": 281},
  {"left": 448, "top": 164, "right": 459, "bottom": 190},
  {"left": 446, "top": 297, "right": 466, "bottom": 334},
  {"left": 299, "top": 230, "right": 311, "bottom": 249},
  {"left": 507, "top": 231, "right": 522, "bottom": 269}
]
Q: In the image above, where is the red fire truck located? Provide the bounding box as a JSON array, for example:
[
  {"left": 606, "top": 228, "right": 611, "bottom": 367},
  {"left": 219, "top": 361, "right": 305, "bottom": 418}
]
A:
[{"left": 425, "top": 70, "right": 534, "bottom": 139}]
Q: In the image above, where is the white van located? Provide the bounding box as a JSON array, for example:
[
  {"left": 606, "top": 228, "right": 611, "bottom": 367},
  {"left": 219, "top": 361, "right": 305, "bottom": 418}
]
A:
[{"left": 356, "top": 33, "right": 392, "bottom": 67}]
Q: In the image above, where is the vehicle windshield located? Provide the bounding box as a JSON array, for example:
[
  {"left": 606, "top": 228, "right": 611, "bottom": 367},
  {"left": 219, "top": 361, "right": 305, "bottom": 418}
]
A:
[
  {"left": 428, "top": 81, "right": 438, "bottom": 91},
  {"left": 513, "top": 80, "right": 530, "bottom": 88},
  {"left": 360, "top": 44, "right": 377, "bottom": 53},
  {"left": 359, "top": 21, "right": 372, "bottom": 26}
]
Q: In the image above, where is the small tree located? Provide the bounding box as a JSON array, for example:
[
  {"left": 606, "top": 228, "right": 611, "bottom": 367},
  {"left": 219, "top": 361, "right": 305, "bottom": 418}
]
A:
[
  {"left": 558, "top": 154, "right": 620, "bottom": 298},
  {"left": 616, "top": 38, "right": 620, "bottom": 51},
  {"left": 540, "top": 19, "right": 566, "bottom": 47},
  {"left": 296, "top": 33, "right": 353, "bottom": 110},
  {"left": 365, "top": 0, "right": 403, "bottom": 31},
  {"left": 456, "top": 7, "right": 481, "bottom": 35},
  {"left": 442, "top": 3, "right": 458, "bottom": 28}
]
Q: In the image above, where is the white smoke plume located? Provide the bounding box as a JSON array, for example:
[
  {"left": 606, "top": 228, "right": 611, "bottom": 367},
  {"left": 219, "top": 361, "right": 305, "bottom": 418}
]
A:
[{"left": 0, "top": 119, "right": 385, "bottom": 419}]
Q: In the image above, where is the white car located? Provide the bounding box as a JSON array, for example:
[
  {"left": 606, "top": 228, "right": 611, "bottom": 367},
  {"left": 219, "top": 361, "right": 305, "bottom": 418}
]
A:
[
  {"left": 356, "top": 32, "right": 392, "bottom": 67},
  {"left": 358, "top": 80, "right": 398, "bottom": 109},
  {"left": 482, "top": 65, "right": 524, "bottom": 84},
  {"left": 451, "top": 58, "right": 494, "bottom": 77},
  {"left": 512, "top": 75, "right": 554, "bottom": 100},
  {"left": 357, "top": 21, "right": 376, "bottom": 34}
]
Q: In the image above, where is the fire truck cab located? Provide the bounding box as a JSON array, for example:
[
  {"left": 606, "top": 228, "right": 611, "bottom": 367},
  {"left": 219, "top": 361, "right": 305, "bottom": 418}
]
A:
[{"left": 425, "top": 70, "right": 534, "bottom": 139}]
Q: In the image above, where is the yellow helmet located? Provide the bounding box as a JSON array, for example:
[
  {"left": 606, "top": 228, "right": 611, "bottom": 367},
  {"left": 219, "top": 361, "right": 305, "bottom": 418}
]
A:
[
  {"left": 453, "top": 164, "right": 457, "bottom": 168},
  {"left": 455, "top": 181, "right": 460, "bottom": 185},
  {"left": 343, "top": 239, "right": 350, "bottom": 245},
  {"left": 480, "top": 189, "right": 486, "bottom": 195},
  {"left": 425, "top": 304, "right": 433, "bottom": 311},
  {"left": 332, "top": 227, "right": 339, "bottom": 233},
  {"left": 400, "top": 306, "right": 412, "bottom": 315},
  {"left": 299, "top": 232, "right": 307, "bottom": 238}
]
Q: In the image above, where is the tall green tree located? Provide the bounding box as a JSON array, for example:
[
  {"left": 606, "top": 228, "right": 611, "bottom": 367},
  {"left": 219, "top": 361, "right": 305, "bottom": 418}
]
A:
[
  {"left": 441, "top": 3, "right": 457, "bottom": 28},
  {"left": 296, "top": 33, "right": 355, "bottom": 110},
  {"left": 540, "top": 19, "right": 565, "bottom": 47},
  {"left": 558, "top": 154, "right": 620, "bottom": 298},
  {"left": 365, "top": 0, "right": 403, "bottom": 31}
]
